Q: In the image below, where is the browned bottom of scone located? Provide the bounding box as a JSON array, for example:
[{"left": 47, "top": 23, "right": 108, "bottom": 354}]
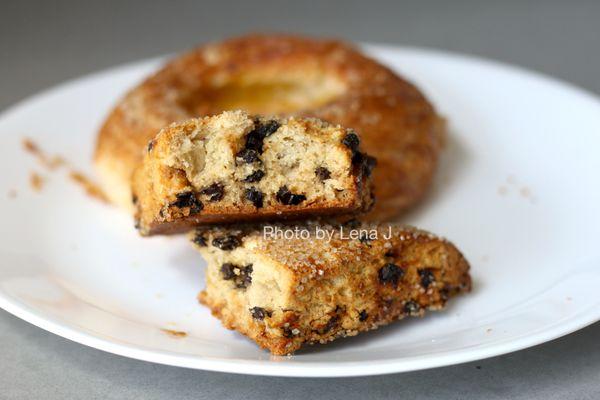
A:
[{"left": 192, "top": 221, "right": 471, "bottom": 355}]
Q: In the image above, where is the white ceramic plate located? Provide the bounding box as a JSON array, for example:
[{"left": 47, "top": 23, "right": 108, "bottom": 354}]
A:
[{"left": 1, "top": 44, "right": 599, "bottom": 377}]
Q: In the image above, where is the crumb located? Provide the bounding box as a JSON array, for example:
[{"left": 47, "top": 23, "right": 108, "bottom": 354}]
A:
[
  {"left": 520, "top": 186, "right": 538, "bottom": 205},
  {"left": 486, "top": 328, "right": 492, "bottom": 333},
  {"left": 29, "top": 172, "right": 45, "bottom": 192},
  {"left": 22, "top": 138, "right": 36, "bottom": 151},
  {"left": 22, "top": 137, "right": 108, "bottom": 204},
  {"left": 7, "top": 189, "right": 17, "bottom": 199},
  {"left": 22, "top": 138, "right": 66, "bottom": 170},
  {"left": 481, "top": 255, "right": 489, "bottom": 262},
  {"left": 497, "top": 186, "right": 508, "bottom": 196},
  {"left": 23, "top": 138, "right": 41, "bottom": 158},
  {"left": 161, "top": 329, "right": 187, "bottom": 338},
  {"left": 506, "top": 174, "right": 516, "bottom": 185},
  {"left": 69, "top": 170, "right": 109, "bottom": 203},
  {"left": 48, "top": 155, "right": 66, "bottom": 169},
  {"left": 155, "top": 293, "right": 164, "bottom": 299}
]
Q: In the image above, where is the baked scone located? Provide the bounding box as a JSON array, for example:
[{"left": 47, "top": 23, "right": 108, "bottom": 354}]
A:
[
  {"left": 191, "top": 221, "right": 471, "bottom": 355},
  {"left": 95, "top": 34, "right": 444, "bottom": 220},
  {"left": 133, "top": 111, "right": 375, "bottom": 235}
]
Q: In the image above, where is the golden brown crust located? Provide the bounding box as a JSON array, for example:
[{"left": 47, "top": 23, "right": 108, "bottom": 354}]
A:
[
  {"left": 133, "top": 112, "right": 375, "bottom": 235},
  {"left": 192, "top": 221, "right": 471, "bottom": 355},
  {"left": 95, "top": 34, "right": 443, "bottom": 220}
]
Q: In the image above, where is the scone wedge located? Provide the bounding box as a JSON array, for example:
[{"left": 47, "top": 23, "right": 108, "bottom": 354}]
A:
[
  {"left": 133, "top": 111, "right": 375, "bottom": 235},
  {"left": 191, "top": 221, "right": 471, "bottom": 355}
]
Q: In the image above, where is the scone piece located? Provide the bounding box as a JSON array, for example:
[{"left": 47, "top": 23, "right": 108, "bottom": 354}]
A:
[
  {"left": 133, "top": 111, "right": 375, "bottom": 235},
  {"left": 191, "top": 221, "right": 471, "bottom": 355}
]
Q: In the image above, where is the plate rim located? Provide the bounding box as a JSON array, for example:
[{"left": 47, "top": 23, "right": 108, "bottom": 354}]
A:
[
  {"left": 1, "top": 44, "right": 600, "bottom": 377},
  {"left": 2, "top": 290, "right": 599, "bottom": 377}
]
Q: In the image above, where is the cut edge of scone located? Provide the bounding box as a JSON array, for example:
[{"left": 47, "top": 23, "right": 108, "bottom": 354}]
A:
[
  {"left": 191, "top": 221, "right": 471, "bottom": 355},
  {"left": 133, "top": 111, "right": 376, "bottom": 235}
]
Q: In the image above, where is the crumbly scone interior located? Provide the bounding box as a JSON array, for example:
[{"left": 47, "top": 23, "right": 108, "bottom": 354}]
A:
[
  {"left": 157, "top": 111, "right": 358, "bottom": 208},
  {"left": 200, "top": 238, "right": 295, "bottom": 339},
  {"left": 199, "top": 238, "right": 353, "bottom": 350},
  {"left": 206, "top": 245, "right": 288, "bottom": 305}
]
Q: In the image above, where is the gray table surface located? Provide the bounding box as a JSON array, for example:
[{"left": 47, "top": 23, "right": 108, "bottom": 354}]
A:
[{"left": 1, "top": 1, "right": 599, "bottom": 399}]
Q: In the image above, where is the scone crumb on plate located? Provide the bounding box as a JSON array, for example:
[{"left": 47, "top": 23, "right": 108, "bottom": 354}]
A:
[
  {"left": 22, "top": 137, "right": 66, "bottom": 170},
  {"left": 68, "top": 170, "right": 109, "bottom": 203},
  {"left": 22, "top": 137, "right": 108, "bottom": 203},
  {"left": 29, "top": 172, "right": 45, "bottom": 192},
  {"left": 161, "top": 329, "right": 188, "bottom": 338}
]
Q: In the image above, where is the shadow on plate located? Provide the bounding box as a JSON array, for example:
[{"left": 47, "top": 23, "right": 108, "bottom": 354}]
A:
[{"left": 400, "top": 129, "right": 472, "bottom": 223}]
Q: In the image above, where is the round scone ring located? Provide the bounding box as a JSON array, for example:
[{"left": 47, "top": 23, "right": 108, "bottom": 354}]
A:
[{"left": 94, "top": 34, "right": 445, "bottom": 220}]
